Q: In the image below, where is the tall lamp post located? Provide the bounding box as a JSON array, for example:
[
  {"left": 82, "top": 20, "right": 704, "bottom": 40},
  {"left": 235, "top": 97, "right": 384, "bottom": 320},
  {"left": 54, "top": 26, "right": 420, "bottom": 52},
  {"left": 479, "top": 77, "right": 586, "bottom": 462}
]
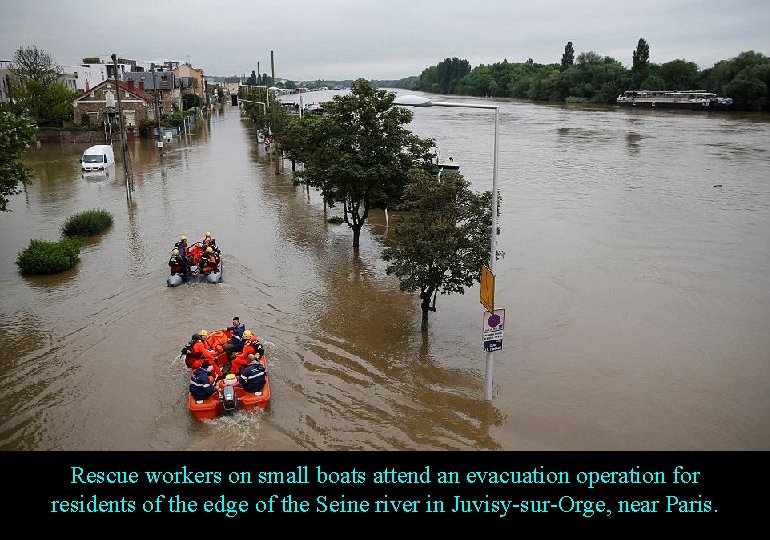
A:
[{"left": 393, "top": 94, "right": 500, "bottom": 401}]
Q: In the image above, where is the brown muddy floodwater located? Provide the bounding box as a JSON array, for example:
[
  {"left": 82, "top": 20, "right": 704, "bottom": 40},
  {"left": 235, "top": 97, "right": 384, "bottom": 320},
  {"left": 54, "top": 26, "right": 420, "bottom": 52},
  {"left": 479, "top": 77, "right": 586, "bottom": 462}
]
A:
[{"left": 1, "top": 92, "right": 769, "bottom": 451}]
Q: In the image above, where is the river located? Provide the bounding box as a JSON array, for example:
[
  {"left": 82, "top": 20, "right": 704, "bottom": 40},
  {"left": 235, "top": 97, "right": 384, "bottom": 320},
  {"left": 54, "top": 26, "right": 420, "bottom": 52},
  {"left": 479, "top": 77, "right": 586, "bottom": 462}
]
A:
[{"left": 1, "top": 90, "right": 768, "bottom": 451}]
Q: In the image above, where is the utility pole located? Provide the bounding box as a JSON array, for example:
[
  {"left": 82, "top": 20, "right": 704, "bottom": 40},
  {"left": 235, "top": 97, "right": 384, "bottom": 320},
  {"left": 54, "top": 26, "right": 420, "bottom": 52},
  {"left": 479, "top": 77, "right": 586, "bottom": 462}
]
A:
[
  {"left": 111, "top": 53, "right": 133, "bottom": 199},
  {"left": 152, "top": 67, "right": 163, "bottom": 156}
]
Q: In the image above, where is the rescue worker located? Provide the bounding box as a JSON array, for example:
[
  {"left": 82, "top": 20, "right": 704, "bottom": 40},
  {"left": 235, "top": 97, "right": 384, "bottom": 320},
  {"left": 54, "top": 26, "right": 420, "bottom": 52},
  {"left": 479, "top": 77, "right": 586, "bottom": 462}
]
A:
[
  {"left": 190, "top": 360, "right": 218, "bottom": 401},
  {"left": 200, "top": 246, "right": 219, "bottom": 274},
  {"left": 174, "top": 235, "right": 191, "bottom": 273},
  {"left": 230, "top": 330, "right": 265, "bottom": 375},
  {"left": 185, "top": 330, "right": 222, "bottom": 377},
  {"left": 202, "top": 231, "right": 220, "bottom": 255},
  {"left": 223, "top": 316, "right": 246, "bottom": 358},
  {"left": 238, "top": 354, "right": 267, "bottom": 394},
  {"left": 168, "top": 248, "right": 185, "bottom": 275}
]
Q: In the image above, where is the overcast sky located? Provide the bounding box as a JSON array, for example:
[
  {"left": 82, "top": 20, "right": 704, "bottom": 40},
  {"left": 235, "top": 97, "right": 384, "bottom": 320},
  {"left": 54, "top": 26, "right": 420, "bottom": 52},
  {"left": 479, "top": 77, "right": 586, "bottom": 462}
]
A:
[{"left": 1, "top": 0, "right": 769, "bottom": 80}]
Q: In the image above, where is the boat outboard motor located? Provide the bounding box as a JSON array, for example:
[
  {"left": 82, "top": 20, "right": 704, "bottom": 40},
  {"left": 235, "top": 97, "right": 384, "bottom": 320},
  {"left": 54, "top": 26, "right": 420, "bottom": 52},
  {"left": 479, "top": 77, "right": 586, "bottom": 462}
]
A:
[{"left": 222, "top": 384, "right": 237, "bottom": 412}]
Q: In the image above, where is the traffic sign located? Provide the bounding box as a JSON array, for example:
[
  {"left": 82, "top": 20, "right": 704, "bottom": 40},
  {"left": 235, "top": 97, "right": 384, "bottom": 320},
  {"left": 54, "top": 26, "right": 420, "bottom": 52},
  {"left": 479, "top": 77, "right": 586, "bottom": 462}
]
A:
[
  {"left": 480, "top": 265, "right": 494, "bottom": 313},
  {"left": 483, "top": 309, "right": 505, "bottom": 352}
]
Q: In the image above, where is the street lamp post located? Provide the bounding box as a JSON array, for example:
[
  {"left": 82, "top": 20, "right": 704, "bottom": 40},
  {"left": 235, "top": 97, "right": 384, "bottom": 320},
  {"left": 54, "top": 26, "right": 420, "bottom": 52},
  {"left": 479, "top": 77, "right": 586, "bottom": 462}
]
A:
[{"left": 393, "top": 94, "right": 500, "bottom": 401}]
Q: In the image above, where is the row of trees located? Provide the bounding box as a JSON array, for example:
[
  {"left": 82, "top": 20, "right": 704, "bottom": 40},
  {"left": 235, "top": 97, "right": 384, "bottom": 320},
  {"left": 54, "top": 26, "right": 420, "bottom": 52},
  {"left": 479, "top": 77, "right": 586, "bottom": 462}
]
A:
[
  {"left": 267, "top": 80, "right": 500, "bottom": 330},
  {"left": 390, "top": 39, "right": 770, "bottom": 111}
]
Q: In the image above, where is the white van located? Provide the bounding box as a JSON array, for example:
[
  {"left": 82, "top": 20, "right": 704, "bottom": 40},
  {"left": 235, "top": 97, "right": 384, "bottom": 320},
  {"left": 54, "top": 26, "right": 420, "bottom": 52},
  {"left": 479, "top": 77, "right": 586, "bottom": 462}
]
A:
[{"left": 80, "top": 144, "right": 115, "bottom": 172}]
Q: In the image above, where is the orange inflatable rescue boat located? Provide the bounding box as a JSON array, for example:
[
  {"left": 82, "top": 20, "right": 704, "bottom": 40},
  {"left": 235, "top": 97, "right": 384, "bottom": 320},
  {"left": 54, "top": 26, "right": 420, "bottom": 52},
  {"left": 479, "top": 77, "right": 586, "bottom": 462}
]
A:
[{"left": 185, "top": 329, "right": 271, "bottom": 420}]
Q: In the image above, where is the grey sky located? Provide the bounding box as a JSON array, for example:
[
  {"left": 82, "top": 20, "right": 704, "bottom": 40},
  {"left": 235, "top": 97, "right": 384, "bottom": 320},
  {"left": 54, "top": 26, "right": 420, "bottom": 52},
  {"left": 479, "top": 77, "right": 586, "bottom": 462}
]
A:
[{"left": 1, "top": 0, "right": 768, "bottom": 80}]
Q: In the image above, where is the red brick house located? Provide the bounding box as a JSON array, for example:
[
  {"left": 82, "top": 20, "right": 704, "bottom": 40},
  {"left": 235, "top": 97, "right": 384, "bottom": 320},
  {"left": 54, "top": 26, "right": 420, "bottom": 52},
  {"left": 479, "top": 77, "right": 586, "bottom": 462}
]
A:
[{"left": 72, "top": 79, "right": 156, "bottom": 131}]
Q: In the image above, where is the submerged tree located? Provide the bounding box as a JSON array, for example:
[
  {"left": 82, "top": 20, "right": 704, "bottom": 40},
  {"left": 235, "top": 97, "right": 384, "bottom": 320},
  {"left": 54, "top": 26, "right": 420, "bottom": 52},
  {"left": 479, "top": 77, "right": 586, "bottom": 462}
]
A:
[
  {"left": 0, "top": 111, "right": 37, "bottom": 211},
  {"left": 382, "top": 169, "right": 500, "bottom": 331},
  {"left": 281, "top": 79, "right": 435, "bottom": 249}
]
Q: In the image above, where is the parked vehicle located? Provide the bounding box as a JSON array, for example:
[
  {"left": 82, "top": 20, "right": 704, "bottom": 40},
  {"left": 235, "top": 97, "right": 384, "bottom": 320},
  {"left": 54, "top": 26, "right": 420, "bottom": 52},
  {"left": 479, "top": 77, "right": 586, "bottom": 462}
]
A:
[{"left": 80, "top": 144, "right": 115, "bottom": 173}]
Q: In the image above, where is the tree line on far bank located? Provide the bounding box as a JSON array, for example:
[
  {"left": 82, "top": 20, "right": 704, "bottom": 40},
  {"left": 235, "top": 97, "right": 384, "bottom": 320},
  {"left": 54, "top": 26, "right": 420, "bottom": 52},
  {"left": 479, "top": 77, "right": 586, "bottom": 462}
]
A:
[{"left": 385, "top": 39, "right": 770, "bottom": 112}]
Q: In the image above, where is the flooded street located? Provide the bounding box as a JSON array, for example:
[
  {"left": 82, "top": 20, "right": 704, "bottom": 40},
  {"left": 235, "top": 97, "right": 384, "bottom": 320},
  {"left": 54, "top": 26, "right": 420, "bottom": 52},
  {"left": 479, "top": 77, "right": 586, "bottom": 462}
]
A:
[{"left": 1, "top": 92, "right": 769, "bottom": 451}]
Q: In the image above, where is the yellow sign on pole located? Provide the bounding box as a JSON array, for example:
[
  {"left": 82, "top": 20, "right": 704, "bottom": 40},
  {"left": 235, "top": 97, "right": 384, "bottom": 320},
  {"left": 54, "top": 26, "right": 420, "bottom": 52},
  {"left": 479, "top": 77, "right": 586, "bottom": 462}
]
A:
[{"left": 480, "top": 265, "right": 494, "bottom": 313}]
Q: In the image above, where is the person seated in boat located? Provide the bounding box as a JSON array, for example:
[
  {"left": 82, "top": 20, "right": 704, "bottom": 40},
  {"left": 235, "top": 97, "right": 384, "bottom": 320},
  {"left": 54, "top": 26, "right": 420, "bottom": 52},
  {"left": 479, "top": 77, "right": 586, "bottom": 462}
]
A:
[
  {"left": 238, "top": 354, "right": 267, "bottom": 395},
  {"left": 200, "top": 246, "right": 220, "bottom": 274},
  {"left": 230, "top": 330, "right": 265, "bottom": 375},
  {"left": 174, "top": 235, "right": 191, "bottom": 273},
  {"left": 184, "top": 330, "right": 222, "bottom": 376},
  {"left": 168, "top": 248, "right": 185, "bottom": 275},
  {"left": 190, "top": 361, "right": 218, "bottom": 402},
  {"left": 202, "top": 231, "right": 220, "bottom": 255},
  {"left": 226, "top": 316, "right": 245, "bottom": 338},
  {"left": 222, "top": 329, "right": 244, "bottom": 363},
  {"left": 222, "top": 316, "right": 245, "bottom": 358}
]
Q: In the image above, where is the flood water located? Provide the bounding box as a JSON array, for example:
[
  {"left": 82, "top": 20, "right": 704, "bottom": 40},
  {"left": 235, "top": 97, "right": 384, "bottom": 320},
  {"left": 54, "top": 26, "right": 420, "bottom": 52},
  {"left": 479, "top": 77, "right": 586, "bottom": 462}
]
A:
[{"left": 1, "top": 91, "right": 769, "bottom": 451}]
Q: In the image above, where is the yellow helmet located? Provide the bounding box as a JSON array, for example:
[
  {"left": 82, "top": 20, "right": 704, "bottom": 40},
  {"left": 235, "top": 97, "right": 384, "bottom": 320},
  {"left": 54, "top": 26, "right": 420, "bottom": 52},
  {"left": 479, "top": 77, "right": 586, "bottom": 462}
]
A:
[
  {"left": 199, "top": 329, "right": 209, "bottom": 338},
  {"left": 171, "top": 248, "right": 179, "bottom": 255},
  {"left": 179, "top": 235, "right": 187, "bottom": 242},
  {"left": 243, "top": 330, "right": 253, "bottom": 339},
  {"left": 205, "top": 231, "right": 212, "bottom": 237},
  {"left": 206, "top": 246, "right": 214, "bottom": 254}
]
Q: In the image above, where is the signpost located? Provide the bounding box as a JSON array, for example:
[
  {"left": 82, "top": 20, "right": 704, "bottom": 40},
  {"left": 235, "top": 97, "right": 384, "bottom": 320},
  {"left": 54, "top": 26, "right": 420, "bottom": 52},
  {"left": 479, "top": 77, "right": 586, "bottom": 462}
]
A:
[{"left": 483, "top": 309, "right": 505, "bottom": 352}]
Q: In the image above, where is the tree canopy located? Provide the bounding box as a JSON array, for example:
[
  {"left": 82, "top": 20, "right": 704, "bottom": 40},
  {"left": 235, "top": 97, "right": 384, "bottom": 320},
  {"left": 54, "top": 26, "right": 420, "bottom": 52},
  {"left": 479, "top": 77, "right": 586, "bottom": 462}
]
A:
[
  {"left": 382, "top": 169, "right": 497, "bottom": 331},
  {"left": 561, "top": 42, "right": 575, "bottom": 70},
  {"left": 281, "top": 79, "right": 435, "bottom": 248},
  {"left": 10, "top": 45, "right": 58, "bottom": 85},
  {"left": 7, "top": 45, "right": 75, "bottom": 126},
  {"left": 0, "top": 111, "right": 38, "bottom": 211}
]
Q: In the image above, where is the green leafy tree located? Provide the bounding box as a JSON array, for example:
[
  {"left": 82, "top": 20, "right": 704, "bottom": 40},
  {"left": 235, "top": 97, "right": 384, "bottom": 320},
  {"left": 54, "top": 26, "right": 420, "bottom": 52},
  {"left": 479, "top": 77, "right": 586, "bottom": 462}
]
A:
[
  {"left": 382, "top": 169, "right": 497, "bottom": 331},
  {"left": 561, "top": 42, "right": 575, "bottom": 70},
  {"left": 8, "top": 45, "right": 74, "bottom": 126},
  {"left": 281, "top": 79, "right": 435, "bottom": 249},
  {"left": 182, "top": 93, "right": 203, "bottom": 109},
  {"left": 632, "top": 38, "right": 650, "bottom": 72},
  {"left": 702, "top": 51, "right": 770, "bottom": 111},
  {"left": 659, "top": 59, "right": 699, "bottom": 90},
  {"left": 640, "top": 74, "right": 666, "bottom": 91},
  {"left": 0, "top": 111, "right": 37, "bottom": 211},
  {"left": 631, "top": 38, "right": 651, "bottom": 89},
  {"left": 38, "top": 82, "right": 76, "bottom": 126}
]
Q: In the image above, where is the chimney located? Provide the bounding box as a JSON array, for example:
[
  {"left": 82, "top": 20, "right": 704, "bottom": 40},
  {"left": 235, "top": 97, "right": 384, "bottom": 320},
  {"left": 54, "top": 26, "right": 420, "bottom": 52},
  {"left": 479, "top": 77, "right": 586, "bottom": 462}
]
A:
[
  {"left": 127, "top": 79, "right": 135, "bottom": 90},
  {"left": 138, "top": 79, "right": 145, "bottom": 91}
]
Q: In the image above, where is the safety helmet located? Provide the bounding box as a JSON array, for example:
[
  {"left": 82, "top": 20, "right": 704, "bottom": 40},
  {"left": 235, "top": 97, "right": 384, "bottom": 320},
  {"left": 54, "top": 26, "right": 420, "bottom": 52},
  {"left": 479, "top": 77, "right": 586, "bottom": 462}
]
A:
[
  {"left": 205, "top": 231, "right": 212, "bottom": 237},
  {"left": 206, "top": 246, "right": 214, "bottom": 254},
  {"left": 224, "top": 373, "right": 237, "bottom": 385},
  {"left": 179, "top": 235, "right": 187, "bottom": 242},
  {"left": 199, "top": 329, "right": 209, "bottom": 338},
  {"left": 172, "top": 248, "right": 179, "bottom": 255},
  {"left": 243, "top": 330, "right": 253, "bottom": 339}
]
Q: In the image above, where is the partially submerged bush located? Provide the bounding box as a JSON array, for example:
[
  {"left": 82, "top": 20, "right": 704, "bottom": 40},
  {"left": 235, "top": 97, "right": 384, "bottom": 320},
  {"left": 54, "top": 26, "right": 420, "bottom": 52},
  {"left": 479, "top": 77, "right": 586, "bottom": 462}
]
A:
[
  {"left": 327, "top": 216, "right": 344, "bottom": 224},
  {"left": 16, "top": 238, "right": 81, "bottom": 275},
  {"left": 61, "top": 208, "right": 113, "bottom": 237}
]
